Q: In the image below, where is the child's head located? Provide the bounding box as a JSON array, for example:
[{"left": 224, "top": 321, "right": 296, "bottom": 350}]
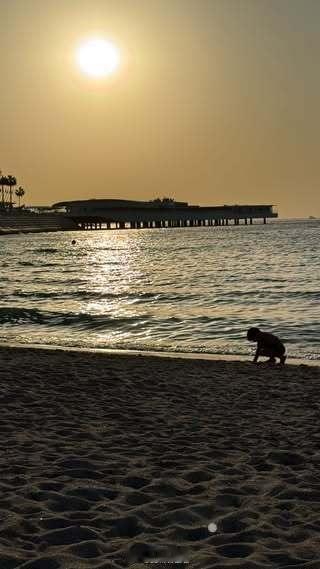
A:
[{"left": 247, "top": 327, "right": 261, "bottom": 341}]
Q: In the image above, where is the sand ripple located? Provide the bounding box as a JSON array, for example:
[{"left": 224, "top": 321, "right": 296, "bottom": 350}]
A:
[{"left": 0, "top": 347, "right": 320, "bottom": 567}]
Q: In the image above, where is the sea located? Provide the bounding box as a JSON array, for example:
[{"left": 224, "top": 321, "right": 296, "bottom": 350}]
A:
[{"left": 0, "top": 219, "right": 319, "bottom": 361}]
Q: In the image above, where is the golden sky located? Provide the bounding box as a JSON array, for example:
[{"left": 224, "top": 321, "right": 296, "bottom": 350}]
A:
[{"left": 1, "top": 0, "right": 319, "bottom": 218}]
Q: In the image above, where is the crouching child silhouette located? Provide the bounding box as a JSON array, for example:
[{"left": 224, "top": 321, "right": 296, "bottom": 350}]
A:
[{"left": 247, "top": 327, "right": 286, "bottom": 365}]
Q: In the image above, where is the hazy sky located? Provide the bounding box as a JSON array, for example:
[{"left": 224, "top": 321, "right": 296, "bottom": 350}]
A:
[{"left": 1, "top": 0, "right": 319, "bottom": 217}]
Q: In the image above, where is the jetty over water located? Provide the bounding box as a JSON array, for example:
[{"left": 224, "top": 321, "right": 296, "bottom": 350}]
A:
[{"left": 53, "top": 199, "right": 277, "bottom": 230}]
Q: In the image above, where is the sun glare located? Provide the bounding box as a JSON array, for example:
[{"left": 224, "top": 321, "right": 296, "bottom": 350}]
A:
[{"left": 76, "top": 38, "right": 120, "bottom": 78}]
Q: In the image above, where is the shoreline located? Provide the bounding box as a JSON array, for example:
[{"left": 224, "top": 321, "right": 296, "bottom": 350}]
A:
[{"left": 1, "top": 340, "right": 319, "bottom": 367}]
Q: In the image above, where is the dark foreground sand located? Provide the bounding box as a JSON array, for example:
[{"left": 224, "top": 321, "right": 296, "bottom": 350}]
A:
[{"left": 0, "top": 346, "right": 320, "bottom": 569}]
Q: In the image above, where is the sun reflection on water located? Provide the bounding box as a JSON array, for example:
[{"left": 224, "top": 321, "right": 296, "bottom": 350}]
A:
[{"left": 1, "top": 221, "right": 320, "bottom": 359}]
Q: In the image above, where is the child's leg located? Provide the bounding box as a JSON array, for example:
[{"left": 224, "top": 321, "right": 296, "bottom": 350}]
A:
[{"left": 260, "top": 347, "right": 276, "bottom": 363}]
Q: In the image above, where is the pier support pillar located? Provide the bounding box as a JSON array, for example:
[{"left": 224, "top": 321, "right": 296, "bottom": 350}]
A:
[
  {"left": 263, "top": 217, "right": 266, "bottom": 224},
  {"left": 250, "top": 218, "right": 253, "bottom": 225}
]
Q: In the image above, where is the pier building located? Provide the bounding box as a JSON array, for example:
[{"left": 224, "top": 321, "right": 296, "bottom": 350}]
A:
[{"left": 52, "top": 199, "right": 277, "bottom": 230}]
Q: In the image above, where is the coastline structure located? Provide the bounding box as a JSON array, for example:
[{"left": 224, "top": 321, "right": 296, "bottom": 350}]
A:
[
  {"left": 0, "top": 199, "right": 277, "bottom": 235},
  {"left": 53, "top": 199, "right": 277, "bottom": 230},
  {"left": 0, "top": 212, "right": 77, "bottom": 235}
]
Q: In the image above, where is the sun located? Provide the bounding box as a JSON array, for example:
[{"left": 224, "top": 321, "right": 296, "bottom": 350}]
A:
[{"left": 76, "top": 38, "right": 120, "bottom": 78}]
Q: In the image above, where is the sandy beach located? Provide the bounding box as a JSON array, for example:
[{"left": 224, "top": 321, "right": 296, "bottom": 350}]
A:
[{"left": 0, "top": 346, "right": 320, "bottom": 568}]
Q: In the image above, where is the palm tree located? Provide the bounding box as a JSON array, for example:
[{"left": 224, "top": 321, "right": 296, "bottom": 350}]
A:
[
  {"left": 15, "top": 186, "right": 25, "bottom": 208},
  {"left": 6, "top": 175, "right": 17, "bottom": 208},
  {"left": 0, "top": 175, "right": 8, "bottom": 208},
  {"left": 0, "top": 171, "right": 4, "bottom": 208}
]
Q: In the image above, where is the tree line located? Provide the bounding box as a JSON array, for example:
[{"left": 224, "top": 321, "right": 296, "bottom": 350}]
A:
[{"left": 0, "top": 172, "right": 26, "bottom": 209}]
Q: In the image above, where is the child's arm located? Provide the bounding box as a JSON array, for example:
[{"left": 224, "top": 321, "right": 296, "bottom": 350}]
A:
[{"left": 253, "top": 344, "right": 260, "bottom": 363}]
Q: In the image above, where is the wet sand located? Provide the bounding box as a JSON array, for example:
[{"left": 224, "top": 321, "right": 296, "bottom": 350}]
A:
[{"left": 0, "top": 346, "right": 320, "bottom": 568}]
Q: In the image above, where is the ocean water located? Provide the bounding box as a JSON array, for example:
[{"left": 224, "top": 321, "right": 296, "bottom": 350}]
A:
[{"left": 0, "top": 219, "right": 319, "bottom": 361}]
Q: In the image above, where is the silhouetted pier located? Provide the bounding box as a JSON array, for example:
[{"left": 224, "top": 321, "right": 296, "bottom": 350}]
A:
[{"left": 53, "top": 199, "right": 277, "bottom": 230}]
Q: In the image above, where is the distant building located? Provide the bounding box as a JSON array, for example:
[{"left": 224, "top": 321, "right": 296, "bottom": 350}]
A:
[{"left": 53, "top": 198, "right": 190, "bottom": 215}]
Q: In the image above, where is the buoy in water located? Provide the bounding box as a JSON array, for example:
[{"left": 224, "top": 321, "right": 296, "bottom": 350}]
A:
[{"left": 71, "top": 240, "right": 76, "bottom": 245}]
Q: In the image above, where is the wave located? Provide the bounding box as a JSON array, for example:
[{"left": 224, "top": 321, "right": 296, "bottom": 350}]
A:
[
  {"left": 0, "top": 307, "right": 231, "bottom": 330},
  {"left": 10, "top": 290, "right": 199, "bottom": 302},
  {"left": 0, "top": 307, "right": 319, "bottom": 361},
  {"left": 33, "top": 248, "right": 58, "bottom": 254},
  {"left": 0, "top": 307, "right": 45, "bottom": 324},
  {"left": 0, "top": 307, "right": 152, "bottom": 330},
  {"left": 18, "top": 261, "right": 35, "bottom": 266},
  {"left": 216, "top": 290, "right": 320, "bottom": 301},
  {"left": 17, "top": 261, "right": 61, "bottom": 268}
]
